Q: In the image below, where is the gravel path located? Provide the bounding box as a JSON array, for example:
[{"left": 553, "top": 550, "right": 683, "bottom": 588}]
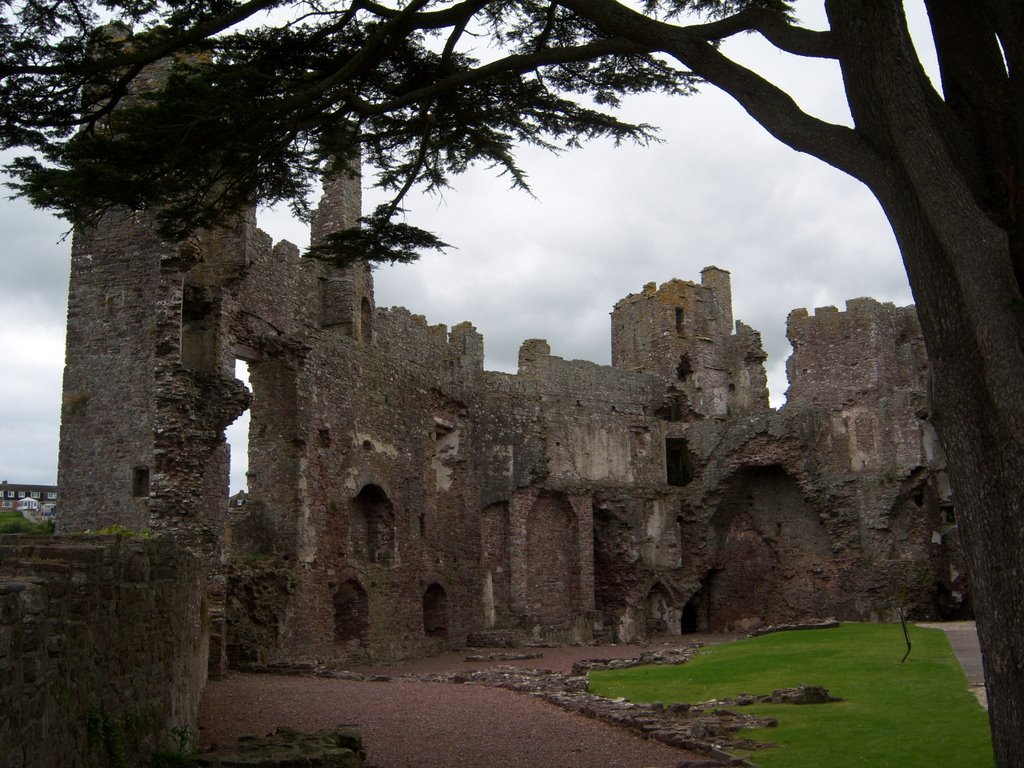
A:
[{"left": 198, "top": 640, "right": 727, "bottom": 767}]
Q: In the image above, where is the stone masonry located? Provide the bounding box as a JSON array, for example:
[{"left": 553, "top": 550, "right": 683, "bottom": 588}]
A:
[
  {"left": 56, "top": 165, "right": 969, "bottom": 669},
  {"left": 0, "top": 535, "right": 207, "bottom": 768}
]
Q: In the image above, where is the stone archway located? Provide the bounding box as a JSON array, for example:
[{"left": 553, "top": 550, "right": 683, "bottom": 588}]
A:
[
  {"left": 423, "top": 582, "right": 449, "bottom": 639},
  {"left": 526, "top": 493, "right": 580, "bottom": 627},
  {"left": 707, "top": 465, "right": 831, "bottom": 630},
  {"left": 334, "top": 579, "right": 369, "bottom": 645},
  {"left": 680, "top": 583, "right": 709, "bottom": 634}
]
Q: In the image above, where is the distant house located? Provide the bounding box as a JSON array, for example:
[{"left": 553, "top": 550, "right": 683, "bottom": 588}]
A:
[{"left": 1, "top": 481, "right": 58, "bottom": 522}]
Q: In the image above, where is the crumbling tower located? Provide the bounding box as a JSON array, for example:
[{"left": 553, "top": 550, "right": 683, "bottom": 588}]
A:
[
  {"left": 610, "top": 266, "right": 768, "bottom": 419},
  {"left": 311, "top": 162, "right": 375, "bottom": 341}
]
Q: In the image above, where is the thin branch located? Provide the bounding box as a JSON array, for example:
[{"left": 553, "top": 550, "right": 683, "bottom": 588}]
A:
[
  {"left": 754, "top": 12, "right": 835, "bottom": 58},
  {"left": 331, "top": 36, "right": 656, "bottom": 120}
]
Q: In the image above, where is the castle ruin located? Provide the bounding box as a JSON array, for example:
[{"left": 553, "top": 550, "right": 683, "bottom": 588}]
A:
[{"left": 56, "top": 168, "right": 969, "bottom": 675}]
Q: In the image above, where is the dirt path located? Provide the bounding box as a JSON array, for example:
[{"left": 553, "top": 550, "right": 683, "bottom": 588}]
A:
[{"left": 198, "top": 641, "right": 725, "bottom": 767}]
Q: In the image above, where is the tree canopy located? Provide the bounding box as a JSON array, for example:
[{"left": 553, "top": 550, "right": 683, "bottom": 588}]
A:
[
  {"left": 2, "top": 0, "right": 722, "bottom": 261},
  {"left": 3, "top": 2, "right": 1024, "bottom": 766}
]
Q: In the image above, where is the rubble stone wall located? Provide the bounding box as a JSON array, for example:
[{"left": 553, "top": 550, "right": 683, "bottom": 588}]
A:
[
  {"left": 56, "top": 167, "right": 968, "bottom": 667},
  {"left": 0, "top": 535, "right": 207, "bottom": 768}
]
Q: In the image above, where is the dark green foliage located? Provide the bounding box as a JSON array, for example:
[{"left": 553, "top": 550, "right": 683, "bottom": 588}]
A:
[
  {"left": 150, "top": 725, "right": 198, "bottom": 767},
  {"left": 307, "top": 207, "right": 449, "bottom": 267},
  {"left": 0, "top": 512, "right": 54, "bottom": 534},
  {"left": 0, "top": 0, "right": 738, "bottom": 260}
]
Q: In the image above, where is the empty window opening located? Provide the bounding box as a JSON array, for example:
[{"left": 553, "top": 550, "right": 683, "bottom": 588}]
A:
[
  {"left": 666, "top": 438, "right": 697, "bottom": 486},
  {"left": 675, "top": 307, "right": 685, "bottom": 334},
  {"left": 180, "top": 284, "right": 219, "bottom": 373},
  {"left": 131, "top": 466, "right": 150, "bottom": 498},
  {"left": 352, "top": 484, "right": 395, "bottom": 565},
  {"left": 334, "top": 580, "right": 369, "bottom": 644},
  {"left": 655, "top": 390, "right": 686, "bottom": 422},
  {"left": 225, "top": 359, "right": 252, "bottom": 496},
  {"left": 423, "top": 583, "right": 449, "bottom": 639},
  {"left": 676, "top": 355, "right": 693, "bottom": 381}
]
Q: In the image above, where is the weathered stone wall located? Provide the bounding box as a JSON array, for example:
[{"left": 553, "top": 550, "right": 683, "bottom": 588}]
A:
[
  {"left": 56, "top": 163, "right": 967, "bottom": 667},
  {"left": 58, "top": 211, "right": 168, "bottom": 532},
  {"left": 0, "top": 535, "right": 207, "bottom": 768},
  {"left": 610, "top": 268, "right": 769, "bottom": 419},
  {"left": 785, "top": 298, "right": 928, "bottom": 408}
]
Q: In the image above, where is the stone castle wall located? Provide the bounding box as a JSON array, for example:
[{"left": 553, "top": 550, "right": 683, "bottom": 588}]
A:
[
  {"left": 55, "top": 168, "right": 968, "bottom": 668},
  {"left": 0, "top": 535, "right": 206, "bottom": 768}
]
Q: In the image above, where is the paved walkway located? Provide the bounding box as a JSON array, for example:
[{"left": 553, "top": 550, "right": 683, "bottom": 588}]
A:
[{"left": 919, "top": 621, "right": 986, "bottom": 708}]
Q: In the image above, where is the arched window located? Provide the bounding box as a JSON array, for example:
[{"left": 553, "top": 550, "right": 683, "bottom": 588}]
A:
[
  {"left": 423, "top": 583, "right": 448, "bottom": 638},
  {"left": 351, "top": 484, "right": 395, "bottom": 565},
  {"left": 334, "top": 580, "right": 369, "bottom": 644}
]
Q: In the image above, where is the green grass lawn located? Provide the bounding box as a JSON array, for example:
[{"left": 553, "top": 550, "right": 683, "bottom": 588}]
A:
[
  {"left": 0, "top": 510, "right": 53, "bottom": 534},
  {"left": 589, "top": 623, "right": 993, "bottom": 768}
]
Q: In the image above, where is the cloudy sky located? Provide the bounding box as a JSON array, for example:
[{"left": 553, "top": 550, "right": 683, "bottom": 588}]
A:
[{"left": 1, "top": 1, "right": 932, "bottom": 490}]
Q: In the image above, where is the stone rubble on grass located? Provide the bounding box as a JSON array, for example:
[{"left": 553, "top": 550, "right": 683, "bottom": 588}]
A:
[
  {"left": 399, "top": 648, "right": 808, "bottom": 759},
  {"left": 240, "top": 642, "right": 841, "bottom": 766}
]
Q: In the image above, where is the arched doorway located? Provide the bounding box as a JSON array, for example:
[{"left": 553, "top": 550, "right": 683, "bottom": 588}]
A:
[
  {"left": 423, "top": 583, "right": 449, "bottom": 639},
  {"left": 526, "top": 493, "right": 580, "bottom": 627},
  {"left": 680, "top": 584, "right": 708, "bottom": 633},
  {"left": 334, "top": 580, "right": 369, "bottom": 644}
]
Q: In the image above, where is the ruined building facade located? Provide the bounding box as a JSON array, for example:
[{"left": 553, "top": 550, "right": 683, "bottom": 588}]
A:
[{"left": 57, "top": 170, "right": 969, "bottom": 671}]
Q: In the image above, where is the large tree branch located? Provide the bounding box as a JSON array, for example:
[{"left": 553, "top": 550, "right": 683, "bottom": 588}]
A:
[
  {"left": 557, "top": 0, "right": 878, "bottom": 182},
  {"left": 356, "top": 0, "right": 495, "bottom": 30},
  {"left": 754, "top": 12, "right": 835, "bottom": 58}
]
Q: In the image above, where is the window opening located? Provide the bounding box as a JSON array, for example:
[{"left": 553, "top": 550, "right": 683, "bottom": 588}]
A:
[
  {"left": 666, "top": 438, "right": 697, "bottom": 486},
  {"left": 225, "top": 358, "right": 252, "bottom": 496},
  {"left": 131, "top": 466, "right": 150, "bottom": 498}
]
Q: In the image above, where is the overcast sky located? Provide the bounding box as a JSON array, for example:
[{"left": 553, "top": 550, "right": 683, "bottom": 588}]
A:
[{"left": 1, "top": 1, "right": 931, "bottom": 491}]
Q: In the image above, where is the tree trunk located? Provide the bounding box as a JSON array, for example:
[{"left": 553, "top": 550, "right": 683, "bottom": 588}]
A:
[
  {"left": 816, "top": 3, "right": 1024, "bottom": 763},
  {"left": 875, "top": 175, "right": 1024, "bottom": 768}
]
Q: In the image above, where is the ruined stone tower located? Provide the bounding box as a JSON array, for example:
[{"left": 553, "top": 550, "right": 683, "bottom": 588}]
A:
[{"left": 611, "top": 268, "right": 769, "bottom": 420}]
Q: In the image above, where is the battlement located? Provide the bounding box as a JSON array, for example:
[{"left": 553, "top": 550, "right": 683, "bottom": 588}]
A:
[
  {"left": 785, "top": 297, "right": 926, "bottom": 408},
  {"left": 610, "top": 267, "right": 766, "bottom": 418}
]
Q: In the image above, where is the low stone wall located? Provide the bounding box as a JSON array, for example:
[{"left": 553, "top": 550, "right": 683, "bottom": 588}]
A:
[
  {"left": 198, "top": 726, "right": 365, "bottom": 767},
  {"left": 0, "top": 534, "right": 208, "bottom": 768}
]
